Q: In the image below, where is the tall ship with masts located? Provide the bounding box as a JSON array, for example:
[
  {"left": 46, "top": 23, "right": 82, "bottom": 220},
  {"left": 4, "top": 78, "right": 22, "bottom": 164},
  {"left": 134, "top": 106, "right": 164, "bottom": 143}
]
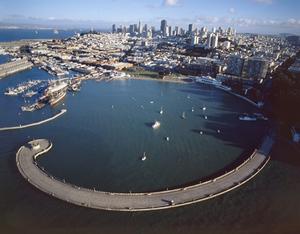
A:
[{"left": 45, "top": 81, "right": 68, "bottom": 106}]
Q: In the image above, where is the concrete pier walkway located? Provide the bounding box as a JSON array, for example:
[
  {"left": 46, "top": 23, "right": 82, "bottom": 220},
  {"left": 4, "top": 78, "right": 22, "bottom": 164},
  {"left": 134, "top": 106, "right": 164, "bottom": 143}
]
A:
[
  {"left": 0, "top": 59, "right": 33, "bottom": 79},
  {"left": 0, "top": 109, "right": 66, "bottom": 131},
  {"left": 16, "top": 136, "right": 273, "bottom": 212}
]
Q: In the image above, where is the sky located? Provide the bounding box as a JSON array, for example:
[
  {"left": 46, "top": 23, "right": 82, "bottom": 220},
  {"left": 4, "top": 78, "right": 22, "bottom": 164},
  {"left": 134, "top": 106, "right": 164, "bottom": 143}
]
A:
[{"left": 0, "top": 0, "right": 299, "bottom": 34}]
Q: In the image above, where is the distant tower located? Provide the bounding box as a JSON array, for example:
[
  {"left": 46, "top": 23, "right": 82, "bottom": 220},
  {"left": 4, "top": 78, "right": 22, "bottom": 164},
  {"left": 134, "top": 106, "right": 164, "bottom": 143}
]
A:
[
  {"left": 112, "top": 24, "right": 116, "bottom": 33},
  {"left": 138, "top": 21, "right": 142, "bottom": 34},
  {"left": 168, "top": 26, "right": 172, "bottom": 37},
  {"left": 161, "top": 19, "right": 167, "bottom": 36},
  {"left": 188, "top": 24, "right": 194, "bottom": 34}
]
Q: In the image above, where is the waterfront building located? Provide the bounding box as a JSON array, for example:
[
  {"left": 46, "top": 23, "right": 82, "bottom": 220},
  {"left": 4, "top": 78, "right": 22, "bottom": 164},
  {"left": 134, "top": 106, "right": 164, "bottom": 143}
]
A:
[
  {"left": 243, "top": 57, "right": 269, "bottom": 80},
  {"left": 226, "top": 55, "right": 245, "bottom": 77}
]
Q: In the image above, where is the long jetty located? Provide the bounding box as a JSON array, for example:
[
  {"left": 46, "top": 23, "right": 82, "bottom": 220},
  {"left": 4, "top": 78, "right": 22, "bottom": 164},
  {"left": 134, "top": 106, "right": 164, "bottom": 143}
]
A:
[
  {"left": 0, "top": 59, "right": 33, "bottom": 79},
  {"left": 16, "top": 135, "right": 273, "bottom": 212},
  {"left": 0, "top": 109, "right": 67, "bottom": 131}
]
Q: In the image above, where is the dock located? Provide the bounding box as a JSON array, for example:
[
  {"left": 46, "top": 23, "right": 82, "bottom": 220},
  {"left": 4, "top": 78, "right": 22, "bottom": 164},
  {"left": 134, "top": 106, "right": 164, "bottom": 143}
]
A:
[
  {"left": 16, "top": 135, "right": 273, "bottom": 212},
  {"left": 0, "top": 59, "right": 33, "bottom": 79}
]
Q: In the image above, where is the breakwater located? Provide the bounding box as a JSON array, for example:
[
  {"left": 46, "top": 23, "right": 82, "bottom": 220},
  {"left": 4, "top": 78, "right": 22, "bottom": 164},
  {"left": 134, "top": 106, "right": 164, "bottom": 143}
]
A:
[
  {"left": 0, "top": 59, "right": 33, "bottom": 79},
  {"left": 0, "top": 109, "right": 67, "bottom": 131},
  {"left": 16, "top": 135, "right": 273, "bottom": 212}
]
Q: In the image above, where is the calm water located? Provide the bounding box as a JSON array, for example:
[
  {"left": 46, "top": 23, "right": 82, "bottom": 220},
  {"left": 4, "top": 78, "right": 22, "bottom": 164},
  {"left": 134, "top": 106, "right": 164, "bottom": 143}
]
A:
[
  {"left": 0, "top": 29, "right": 77, "bottom": 42},
  {"left": 0, "top": 31, "right": 300, "bottom": 234}
]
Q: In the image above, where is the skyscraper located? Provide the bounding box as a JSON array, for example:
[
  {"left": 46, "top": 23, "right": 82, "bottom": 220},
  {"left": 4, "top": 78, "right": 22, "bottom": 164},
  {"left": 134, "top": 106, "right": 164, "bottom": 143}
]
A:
[
  {"left": 188, "top": 24, "right": 194, "bottom": 34},
  {"left": 112, "top": 24, "right": 116, "bottom": 33},
  {"left": 138, "top": 21, "right": 142, "bottom": 34},
  {"left": 161, "top": 19, "right": 167, "bottom": 36},
  {"left": 207, "top": 33, "right": 213, "bottom": 48},
  {"left": 211, "top": 34, "right": 218, "bottom": 48}
]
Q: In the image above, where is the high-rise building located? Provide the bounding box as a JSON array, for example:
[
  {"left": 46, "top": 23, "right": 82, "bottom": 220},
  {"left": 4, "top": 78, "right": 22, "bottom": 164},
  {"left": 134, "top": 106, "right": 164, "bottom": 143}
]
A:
[
  {"left": 206, "top": 33, "right": 218, "bottom": 48},
  {"left": 129, "top": 25, "right": 135, "bottom": 35},
  {"left": 211, "top": 34, "right": 218, "bottom": 48},
  {"left": 168, "top": 26, "right": 172, "bottom": 37},
  {"left": 191, "top": 35, "right": 199, "bottom": 46},
  {"left": 112, "top": 24, "right": 116, "bottom": 33},
  {"left": 161, "top": 19, "right": 167, "bottom": 36},
  {"left": 174, "top": 26, "right": 179, "bottom": 36},
  {"left": 138, "top": 21, "right": 142, "bottom": 34},
  {"left": 207, "top": 33, "right": 213, "bottom": 48},
  {"left": 144, "top": 24, "right": 148, "bottom": 33},
  {"left": 212, "top": 27, "right": 216, "bottom": 33},
  {"left": 188, "top": 24, "right": 194, "bottom": 34}
]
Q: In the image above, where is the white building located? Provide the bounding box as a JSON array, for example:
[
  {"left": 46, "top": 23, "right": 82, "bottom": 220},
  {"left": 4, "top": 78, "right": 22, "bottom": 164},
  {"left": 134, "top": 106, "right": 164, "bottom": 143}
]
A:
[{"left": 191, "top": 35, "right": 199, "bottom": 46}]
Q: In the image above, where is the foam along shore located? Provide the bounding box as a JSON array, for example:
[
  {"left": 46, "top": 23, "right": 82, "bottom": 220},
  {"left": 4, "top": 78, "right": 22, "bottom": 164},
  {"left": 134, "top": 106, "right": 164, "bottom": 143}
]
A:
[
  {"left": 0, "top": 109, "right": 66, "bottom": 131},
  {"left": 16, "top": 135, "right": 273, "bottom": 212}
]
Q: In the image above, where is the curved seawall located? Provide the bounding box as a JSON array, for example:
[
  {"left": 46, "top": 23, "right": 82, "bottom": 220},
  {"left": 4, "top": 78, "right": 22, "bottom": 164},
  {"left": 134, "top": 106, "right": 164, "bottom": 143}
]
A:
[
  {"left": 16, "top": 136, "right": 273, "bottom": 212},
  {"left": 0, "top": 109, "right": 67, "bottom": 131}
]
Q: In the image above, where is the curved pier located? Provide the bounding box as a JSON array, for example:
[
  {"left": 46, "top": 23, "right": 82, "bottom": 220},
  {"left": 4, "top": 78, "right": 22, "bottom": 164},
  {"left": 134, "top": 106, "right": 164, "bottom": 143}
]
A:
[
  {"left": 0, "top": 109, "right": 66, "bottom": 131},
  {"left": 16, "top": 136, "right": 273, "bottom": 212}
]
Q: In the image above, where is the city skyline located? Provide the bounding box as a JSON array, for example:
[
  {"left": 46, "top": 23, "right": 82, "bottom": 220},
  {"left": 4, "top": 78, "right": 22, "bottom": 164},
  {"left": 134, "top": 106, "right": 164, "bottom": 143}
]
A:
[{"left": 0, "top": 0, "right": 300, "bottom": 34}]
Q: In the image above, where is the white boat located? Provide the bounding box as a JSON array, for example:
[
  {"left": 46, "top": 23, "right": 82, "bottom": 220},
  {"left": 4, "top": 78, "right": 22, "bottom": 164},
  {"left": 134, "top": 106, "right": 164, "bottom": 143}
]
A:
[
  {"left": 141, "top": 152, "right": 147, "bottom": 161},
  {"left": 181, "top": 112, "right": 186, "bottom": 119},
  {"left": 4, "top": 89, "right": 18, "bottom": 96},
  {"left": 152, "top": 121, "right": 161, "bottom": 129},
  {"left": 196, "top": 76, "right": 231, "bottom": 91},
  {"left": 195, "top": 76, "right": 222, "bottom": 86},
  {"left": 191, "top": 107, "right": 194, "bottom": 112},
  {"left": 239, "top": 114, "right": 257, "bottom": 121},
  {"left": 202, "top": 107, "right": 207, "bottom": 111},
  {"left": 165, "top": 137, "right": 170, "bottom": 141},
  {"left": 160, "top": 107, "right": 164, "bottom": 115},
  {"left": 24, "top": 90, "right": 37, "bottom": 98}
]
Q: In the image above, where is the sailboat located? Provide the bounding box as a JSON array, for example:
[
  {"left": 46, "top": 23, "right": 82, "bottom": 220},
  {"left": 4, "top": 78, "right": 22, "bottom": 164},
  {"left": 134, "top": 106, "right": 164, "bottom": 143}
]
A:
[
  {"left": 160, "top": 107, "right": 164, "bottom": 115},
  {"left": 181, "top": 112, "right": 186, "bottom": 119}
]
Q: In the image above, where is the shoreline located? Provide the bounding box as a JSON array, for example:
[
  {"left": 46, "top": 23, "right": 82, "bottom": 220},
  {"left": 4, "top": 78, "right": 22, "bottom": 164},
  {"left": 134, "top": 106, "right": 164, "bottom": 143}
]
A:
[{"left": 128, "top": 75, "right": 190, "bottom": 84}]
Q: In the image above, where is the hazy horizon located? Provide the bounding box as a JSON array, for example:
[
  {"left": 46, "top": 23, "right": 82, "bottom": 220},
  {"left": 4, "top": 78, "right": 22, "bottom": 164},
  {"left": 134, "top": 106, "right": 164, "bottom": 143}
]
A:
[{"left": 0, "top": 0, "right": 299, "bottom": 35}]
